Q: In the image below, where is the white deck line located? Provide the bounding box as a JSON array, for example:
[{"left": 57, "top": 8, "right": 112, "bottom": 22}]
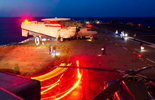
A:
[
  {"left": 123, "top": 47, "right": 128, "bottom": 50},
  {"left": 128, "top": 36, "right": 155, "bottom": 49},
  {"left": 146, "top": 58, "right": 155, "bottom": 64},
  {"left": 148, "top": 44, "right": 155, "bottom": 48}
]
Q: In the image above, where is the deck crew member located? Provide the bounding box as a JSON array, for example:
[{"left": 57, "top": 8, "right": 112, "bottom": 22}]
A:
[
  {"left": 134, "top": 33, "right": 136, "bottom": 40},
  {"left": 52, "top": 45, "right": 56, "bottom": 55},
  {"left": 49, "top": 44, "right": 52, "bottom": 55}
]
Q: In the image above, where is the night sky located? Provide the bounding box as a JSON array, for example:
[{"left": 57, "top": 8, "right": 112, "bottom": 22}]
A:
[{"left": 0, "top": 0, "right": 155, "bottom": 17}]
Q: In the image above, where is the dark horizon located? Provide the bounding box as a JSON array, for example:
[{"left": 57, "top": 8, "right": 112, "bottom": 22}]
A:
[{"left": 1, "top": 16, "right": 155, "bottom": 18}]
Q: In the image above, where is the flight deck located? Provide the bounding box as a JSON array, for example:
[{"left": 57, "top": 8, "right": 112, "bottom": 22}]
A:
[{"left": 0, "top": 26, "right": 155, "bottom": 100}]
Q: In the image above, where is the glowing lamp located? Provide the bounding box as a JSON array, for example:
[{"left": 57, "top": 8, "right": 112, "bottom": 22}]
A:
[
  {"left": 138, "top": 54, "right": 142, "bottom": 58},
  {"left": 96, "top": 21, "right": 100, "bottom": 24},
  {"left": 24, "top": 19, "right": 28, "bottom": 23},
  {"left": 101, "top": 48, "right": 104, "bottom": 50},
  {"left": 86, "top": 21, "right": 89, "bottom": 24},
  {"left": 125, "top": 33, "right": 128, "bottom": 37},
  {"left": 101, "top": 44, "right": 106, "bottom": 55},
  {"left": 138, "top": 24, "right": 141, "bottom": 27},
  {"left": 141, "top": 46, "right": 144, "bottom": 50},
  {"left": 87, "top": 24, "right": 92, "bottom": 28},
  {"left": 76, "top": 60, "right": 79, "bottom": 67},
  {"left": 24, "top": 19, "right": 31, "bottom": 23},
  {"left": 115, "top": 30, "right": 118, "bottom": 34}
]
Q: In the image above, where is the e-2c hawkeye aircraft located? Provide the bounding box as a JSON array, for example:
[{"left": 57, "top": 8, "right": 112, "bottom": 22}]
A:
[{"left": 21, "top": 17, "right": 97, "bottom": 45}]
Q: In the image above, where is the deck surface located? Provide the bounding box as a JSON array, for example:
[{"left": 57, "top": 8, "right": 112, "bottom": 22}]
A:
[{"left": 0, "top": 26, "right": 155, "bottom": 100}]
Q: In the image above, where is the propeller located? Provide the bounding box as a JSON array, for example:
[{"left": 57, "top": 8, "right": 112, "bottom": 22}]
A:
[
  {"left": 54, "top": 65, "right": 155, "bottom": 99},
  {"left": 136, "top": 66, "right": 155, "bottom": 74},
  {"left": 54, "top": 66, "right": 121, "bottom": 73},
  {"left": 92, "top": 79, "right": 122, "bottom": 100},
  {"left": 54, "top": 66, "right": 124, "bottom": 99}
]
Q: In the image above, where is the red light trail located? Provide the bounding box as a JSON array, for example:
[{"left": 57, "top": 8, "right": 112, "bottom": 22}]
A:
[
  {"left": 31, "top": 61, "right": 82, "bottom": 100},
  {"left": 41, "top": 74, "right": 64, "bottom": 95}
]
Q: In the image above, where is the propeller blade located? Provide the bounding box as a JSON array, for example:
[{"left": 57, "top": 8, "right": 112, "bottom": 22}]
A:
[
  {"left": 136, "top": 66, "right": 155, "bottom": 74},
  {"left": 92, "top": 79, "right": 122, "bottom": 100},
  {"left": 54, "top": 66, "right": 118, "bottom": 72}
]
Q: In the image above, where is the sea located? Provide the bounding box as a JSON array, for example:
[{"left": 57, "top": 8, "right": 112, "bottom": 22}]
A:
[{"left": 0, "top": 17, "right": 155, "bottom": 45}]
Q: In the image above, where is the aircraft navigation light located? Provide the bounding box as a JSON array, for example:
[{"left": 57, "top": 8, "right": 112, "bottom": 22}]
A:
[
  {"left": 24, "top": 19, "right": 28, "bottom": 23},
  {"left": 24, "top": 19, "right": 31, "bottom": 23}
]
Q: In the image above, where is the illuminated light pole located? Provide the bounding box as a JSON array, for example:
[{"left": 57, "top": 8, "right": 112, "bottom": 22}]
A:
[
  {"left": 101, "top": 44, "right": 106, "bottom": 55},
  {"left": 115, "top": 30, "right": 118, "bottom": 35},
  {"left": 140, "top": 41, "right": 144, "bottom": 51},
  {"left": 140, "top": 46, "right": 144, "bottom": 51}
]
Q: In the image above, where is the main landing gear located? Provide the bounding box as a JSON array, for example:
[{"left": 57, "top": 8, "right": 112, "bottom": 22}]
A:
[
  {"left": 35, "top": 36, "right": 40, "bottom": 45},
  {"left": 34, "top": 36, "right": 45, "bottom": 45}
]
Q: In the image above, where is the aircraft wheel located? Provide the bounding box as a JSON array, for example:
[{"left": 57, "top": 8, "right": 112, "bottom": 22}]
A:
[
  {"left": 60, "top": 37, "right": 63, "bottom": 42},
  {"left": 35, "top": 37, "right": 40, "bottom": 45}
]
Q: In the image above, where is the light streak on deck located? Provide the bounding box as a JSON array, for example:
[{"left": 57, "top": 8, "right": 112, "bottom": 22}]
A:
[
  {"left": 41, "top": 74, "right": 64, "bottom": 95},
  {"left": 55, "top": 60, "right": 81, "bottom": 100},
  {"left": 41, "top": 61, "right": 82, "bottom": 100},
  {"left": 31, "top": 63, "right": 70, "bottom": 81}
]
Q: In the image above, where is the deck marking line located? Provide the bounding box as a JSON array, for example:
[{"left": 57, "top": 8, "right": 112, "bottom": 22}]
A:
[
  {"left": 123, "top": 47, "right": 128, "bottom": 50},
  {"left": 104, "top": 36, "right": 155, "bottom": 64},
  {"left": 146, "top": 58, "right": 155, "bottom": 64}
]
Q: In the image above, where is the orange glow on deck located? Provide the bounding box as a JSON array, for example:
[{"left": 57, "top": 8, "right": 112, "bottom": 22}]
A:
[
  {"left": 55, "top": 69, "right": 81, "bottom": 100},
  {"left": 41, "top": 74, "right": 64, "bottom": 95},
  {"left": 41, "top": 61, "right": 82, "bottom": 100},
  {"left": 55, "top": 60, "right": 81, "bottom": 100},
  {"left": 31, "top": 63, "right": 69, "bottom": 81},
  {"left": 71, "top": 91, "right": 79, "bottom": 97},
  {"left": 76, "top": 60, "right": 79, "bottom": 67},
  {"left": 32, "top": 61, "right": 82, "bottom": 100}
]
